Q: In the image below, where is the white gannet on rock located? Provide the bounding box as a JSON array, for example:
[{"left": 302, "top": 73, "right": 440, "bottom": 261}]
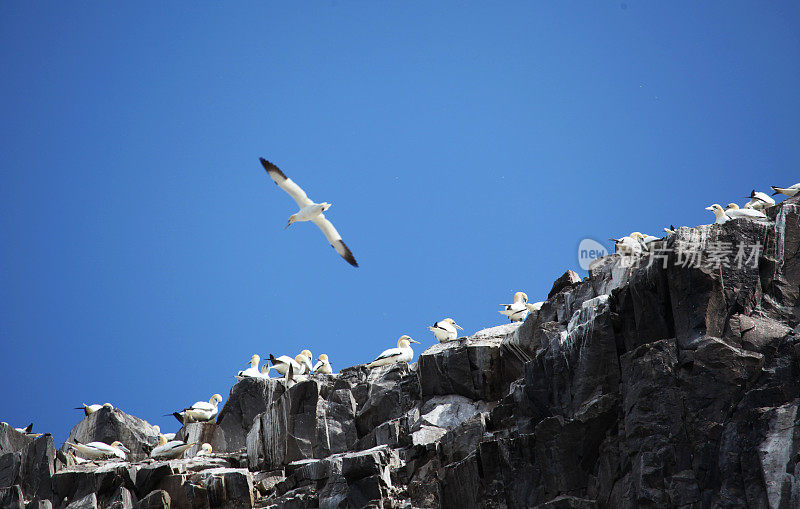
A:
[
  {"left": 705, "top": 204, "right": 731, "bottom": 224},
  {"left": 771, "top": 183, "right": 800, "bottom": 197},
  {"left": 150, "top": 435, "right": 196, "bottom": 460},
  {"left": 283, "top": 364, "right": 309, "bottom": 387},
  {"left": 429, "top": 318, "right": 464, "bottom": 342},
  {"left": 66, "top": 440, "right": 130, "bottom": 461},
  {"left": 725, "top": 203, "right": 768, "bottom": 220},
  {"left": 75, "top": 403, "right": 114, "bottom": 416},
  {"left": 663, "top": 225, "right": 676, "bottom": 234},
  {"left": 171, "top": 394, "right": 223, "bottom": 424},
  {"left": 260, "top": 158, "right": 358, "bottom": 267},
  {"left": 14, "top": 423, "right": 34, "bottom": 434},
  {"left": 367, "top": 335, "right": 421, "bottom": 368},
  {"left": 313, "top": 354, "right": 333, "bottom": 374},
  {"left": 236, "top": 354, "right": 263, "bottom": 381},
  {"left": 195, "top": 443, "right": 213, "bottom": 457},
  {"left": 499, "top": 292, "right": 530, "bottom": 322},
  {"left": 609, "top": 235, "right": 643, "bottom": 256},
  {"left": 269, "top": 352, "right": 313, "bottom": 377},
  {"left": 745, "top": 190, "right": 775, "bottom": 210}
]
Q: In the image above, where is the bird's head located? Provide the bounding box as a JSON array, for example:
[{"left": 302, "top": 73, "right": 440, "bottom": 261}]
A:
[
  {"left": 321, "top": 202, "right": 332, "bottom": 211},
  {"left": 398, "top": 334, "right": 420, "bottom": 346},
  {"left": 285, "top": 214, "right": 297, "bottom": 229},
  {"left": 726, "top": 203, "right": 740, "bottom": 210},
  {"left": 629, "top": 232, "right": 644, "bottom": 240},
  {"left": 444, "top": 318, "right": 464, "bottom": 330},
  {"left": 102, "top": 403, "right": 114, "bottom": 410},
  {"left": 157, "top": 435, "right": 168, "bottom": 446},
  {"left": 111, "top": 441, "right": 131, "bottom": 454},
  {"left": 247, "top": 354, "right": 260, "bottom": 367},
  {"left": 210, "top": 394, "right": 223, "bottom": 405},
  {"left": 318, "top": 354, "right": 329, "bottom": 362},
  {"left": 705, "top": 204, "right": 724, "bottom": 215},
  {"left": 513, "top": 292, "right": 528, "bottom": 303},
  {"left": 300, "top": 349, "right": 313, "bottom": 361}
]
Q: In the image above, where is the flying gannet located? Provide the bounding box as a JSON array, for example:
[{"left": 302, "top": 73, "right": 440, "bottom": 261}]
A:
[
  {"left": 429, "top": 318, "right": 464, "bottom": 342},
  {"left": 171, "top": 394, "right": 223, "bottom": 424},
  {"left": 195, "top": 443, "right": 213, "bottom": 457},
  {"left": 259, "top": 158, "right": 358, "bottom": 267},
  {"left": 725, "top": 203, "right": 768, "bottom": 220},
  {"left": 150, "top": 435, "right": 196, "bottom": 460},
  {"left": 67, "top": 440, "right": 130, "bottom": 461},
  {"left": 499, "top": 292, "right": 530, "bottom": 322},
  {"left": 313, "top": 354, "right": 333, "bottom": 374},
  {"left": 745, "top": 190, "right": 775, "bottom": 210},
  {"left": 771, "top": 183, "right": 800, "bottom": 197},
  {"left": 75, "top": 403, "right": 114, "bottom": 416},
  {"left": 367, "top": 335, "right": 421, "bottom": 368}
]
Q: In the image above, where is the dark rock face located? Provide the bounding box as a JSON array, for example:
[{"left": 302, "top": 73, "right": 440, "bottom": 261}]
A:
[
  {"left": 6, "top": 196, "right": 800, "bottom": 508},
  {"left": 60, "top": 407, "right": 159, "bottom": 462}
]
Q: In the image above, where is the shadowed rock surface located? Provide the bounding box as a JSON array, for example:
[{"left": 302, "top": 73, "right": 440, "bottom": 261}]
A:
[{"left": 3, "top": 196, "right": 800, "bottom": 508}]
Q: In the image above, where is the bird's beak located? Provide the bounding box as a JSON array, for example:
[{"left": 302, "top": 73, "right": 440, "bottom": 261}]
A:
[
  {"left": 284, "top": 223, "right": 292, "bottom": 230},
  {"left": 454, "top": 324, "right": 464, "bottom": 330},
  {"left": 428, "top": 326, "right": 435, "bottom": 331},
  {"left": 409, "top": 338, "right": 421, "bottom": 344},
  {"left": 704, "top": 206, "right": 713, "bottom": 211},
  {"left": 609, "top": 238, "right": 621, "bottom": 243},
  {"left": 119, "top": 445, "right": 131, "bottom": 453}
]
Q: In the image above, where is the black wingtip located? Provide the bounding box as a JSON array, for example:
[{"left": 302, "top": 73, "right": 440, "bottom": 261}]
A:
[
  {"left": 24, "top": 423, "right": 33, "bottom": 433},
  {"left": 259, "top": 157, "right": 287, "bottom": 181},
  {"left": 269, "top": 354, "right": 278, "bottom": 364},
  {"left": 172, "top": 412, "right": 184, "bottom": 424}
]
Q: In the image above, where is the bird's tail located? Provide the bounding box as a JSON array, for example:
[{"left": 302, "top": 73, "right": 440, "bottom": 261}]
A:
[
  {"left": 771, "top": 186, "right": 785, "bottom": 196},
  {"left": 24, "top": 423, "right": 33, "bottom": 433}
]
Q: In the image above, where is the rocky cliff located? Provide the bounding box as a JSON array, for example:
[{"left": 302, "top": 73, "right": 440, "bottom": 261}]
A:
[{"left": 2, "top": 197, "right": 799, "bottom": 508}]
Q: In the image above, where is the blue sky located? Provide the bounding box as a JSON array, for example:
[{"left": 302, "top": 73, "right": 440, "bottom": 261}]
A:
[{"left": 1, "top": 2, "right": 797, "bottom": 444}]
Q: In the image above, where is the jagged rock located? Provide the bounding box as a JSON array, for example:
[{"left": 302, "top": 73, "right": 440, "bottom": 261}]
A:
[
  {"left": 106, "top": 486, "right": 136, "bottom": 509},
  {"left": 61, "top": 407, "right": 158, "bottom": 462},
  {"left": 0, "top": 485, "right": 23, "bottom": 509},
  {"left": 66, "top": 492, "right": 97, "bottom": 509},
  {"left": 135, "top": 490, "right": 170, "bottom": 509},
  {"left": 0, "top": 424, "right": 34, "bottom": 455},
  {"left": 548, "top": 269, "right": 582, "bottom": 298},
  {"left": 176, "top": 423, "right": 226, "bottom": 458},
  {"left": 20, "top": 434, "right": 55, "bottom": 500},
  {"left": 355, "top": 364, "right": 419, "bottom": 437},
  {"left": 189, "top": 468, "right": 254, "bottom": 509},
  {"left": 217, "top": 377, "right": 286, "bottom": 452},
  {"left": 25, "top": 500, "right": 53, "bottom": 509}
]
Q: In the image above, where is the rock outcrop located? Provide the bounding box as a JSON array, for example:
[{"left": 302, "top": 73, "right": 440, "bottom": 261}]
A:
[{"left": 3, "top": 196, "right": 800, "bottom": 508}]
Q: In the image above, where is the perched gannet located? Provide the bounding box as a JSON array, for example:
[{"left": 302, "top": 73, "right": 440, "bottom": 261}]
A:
[
  {"left": 14, "top": 423, "right": 33, "bottom": 434},
  {"left": 313, "top": 354, "right": 333, "bottom": 374},
  {"left": 609, "top": 235, "right": 643, "bottom": 256},
  {"left": 367, "top": 335, "right": 421, "bottom": 368},
  {"left": 663, "top": 225, "right": 676, "bottom": 234},
  {"left": 705, "top": 204, "right": 730, "bottom": 224},
  {"left": 771, "top": 183, "right": 800, "bottom": 197},
  {"left": 236, "top": 354, "right": 263, "bottom": 380},
  {"left": 75, "top": 403, "right": 114, "bottom": 416},
  {"left": 150, "top": 435, "right": 196, "bottom": 460},
  {"left": 260, "top": 158, "right": 358, "bottom": 267},
  {"left": 429, "top": 318, "right": 464, "bottom": 342},
  {"left": 152, "top": 425, "right": 176, "bottom": 441},
  {"left": 745, "top": 190, "right": 775, "bottom": 210},
  {"left": 269, "top": 352, "right": 310, "bottom": 377},
  {"left": 195, "top": 443, "right": 213, "bottom": 457},
  {"left": 725, "top": 203, "right": 768, "bottom": 220},
  {"left": 499, "top": 292, "right": 530, "bottom": 322},
  {"left": 526, "top": 301, "right": 544, "bottom": 313},
  {"left": 283, "top": 364, "right": 309, "bottom": 387},
  {"left": 67, "top": 440, "right": 130, "bottom": 461},
  {"left": 300, "top": 350, "right": 314, "bottom": 372},
  {"left": 171, "top": 394, "right": 223, "bottom": 424}
]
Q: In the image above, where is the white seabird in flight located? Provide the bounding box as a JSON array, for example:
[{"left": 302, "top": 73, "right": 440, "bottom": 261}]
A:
[
  {"left": 771, "top": 183, "right": 800, "bottom": 197},
  {"left": 499, "top": 292, "right": 530, "bottom": 322},
  {"left": 367, "top": 335, "right": 421, "bottom": 368},
  {"left": 66, "top": 440, "right": 130, "bottom": 461},
  {"left": 75, "top": 403, "right": 114, "bottom": 416},
  {"left": 259, "top": 158, "right": 358, "bottom": 267},
  {"left": 150, "top": 435, "right": 196, "bottom": 460},
  {"left": 429, "top": 318, "right": 464, "bottom": 342},
  {"left": 313, "top": 354, "right": 333, "bottom": 374},
  {"left": 171, "top": 394, "right": 223, "bottom": 424}
]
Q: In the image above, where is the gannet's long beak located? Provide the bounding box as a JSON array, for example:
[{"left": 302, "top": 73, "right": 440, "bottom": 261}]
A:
[
  {"left": 609, "top": 238, "right": 621, "bottom": 243},
  {"left": 118, "top": 445, "right": 131, "bottom": 454},
  {"left": 409, "top": 338, "right": 421, "bottom": 344},
  {"left": 428, "top": 326, "right": 436, "bottom": 331},
  {"left": 704, "top": 206, "right": 714, "bottom": 211},
  {"left": 454, "top": 323, "right": 464, "bottom": 330},
  {"left": 284, "top": 223, "right": 292, "bottom": 230}
]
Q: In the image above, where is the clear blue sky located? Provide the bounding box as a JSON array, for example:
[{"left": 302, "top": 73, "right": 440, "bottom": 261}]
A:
[{"left": 1, "top": 2, "right": 797, "bottom": 444}]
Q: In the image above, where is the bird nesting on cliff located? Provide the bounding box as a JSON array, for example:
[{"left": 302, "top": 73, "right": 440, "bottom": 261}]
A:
[
  {"left": 150, "top": 435, "right": 196, "bottom": 460},
  {"left": 313, "top": 354, "right": 333, "bottom": 374},
  {"left": 66, "top": 440, "right": 130, "bottom": 461},
  {"left": 368, "top": 335, "right": 421, "bottom": 367},
  {"left": 75, "top": 403, "right": 114, "bottom": 416},
  {"left": 499, "top": 292, "right": 530, "bottom": 322},
  {"left": 771, "top": 183, "right": 800, "bottom": 197},
  {"left": 269, "top": 351, "right": 313, "bottom": 377},
  {"left": 195, "top": 443, "right": 213, "bottom": 457},
  {"left": 170, "top": 394, "right": 222, "bottom": 424},
  {"left": 429, "top": 318, "right": 464, "bottom": 342},
  {"left": 745, "top": 190, "right": 775, "bottom": 210}
]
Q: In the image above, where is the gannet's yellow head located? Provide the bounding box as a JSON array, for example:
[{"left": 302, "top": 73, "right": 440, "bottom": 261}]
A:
[
  {"left": 152, "top": 425, "right": 160, "bottom": 434},
  {"left": 321, "top": 202, "right": 332, "bottom": 211},
  {"left": 629, "top": 232, "right": 644, "bottom": 240},
  {"left": 102, "top": 403, "right": 114, "bottom": 410},
  {"left": 705, "top": 204, "right": 725, "bottom": 215},
  {"left": 300, "top": 350, "right": 312, "bottom": 361},
  {"left": 247, "top": 354, "right": 260, "bottom": 368},
  {"left": 210, "top": 394, "right": 223, "bottom": 405},
  {"left": 443, "top": 318, "right": 464, "bottom": 330},
  {"left": 318, "top": 354, "right": 329, "bottom": 362},
  {"left": 513, "top": 292, "right": 528, "bottom": 303},
  {"left": 726, "top": 203, "right": 740, "bottom": 210},
  {"left": 398, "top": 334, "right": 421, "bottom": 346},
  {"left": 286, "top": 214, "right": 298, "bottom": 229},
  {"left": 200, "top": 443, "right": 212, "bottom": 454},
  {"left": 157, "top": 435, "right": 168, "bottom": 446},
  {"left": 110, "top": 441, "right": 130, "bottom": 453}
]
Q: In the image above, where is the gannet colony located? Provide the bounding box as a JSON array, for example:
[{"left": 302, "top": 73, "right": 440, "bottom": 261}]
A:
[{"left": 2, "top": 173, "right": 800, "bottom": 508}]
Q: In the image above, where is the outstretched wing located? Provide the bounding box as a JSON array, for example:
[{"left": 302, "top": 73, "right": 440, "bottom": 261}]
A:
[
  {"left": 259, "top": 158, "right": 313, "bottom": 208},
  {"left": 311, "top": 214, "right": 358, "bottom": 267}
]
